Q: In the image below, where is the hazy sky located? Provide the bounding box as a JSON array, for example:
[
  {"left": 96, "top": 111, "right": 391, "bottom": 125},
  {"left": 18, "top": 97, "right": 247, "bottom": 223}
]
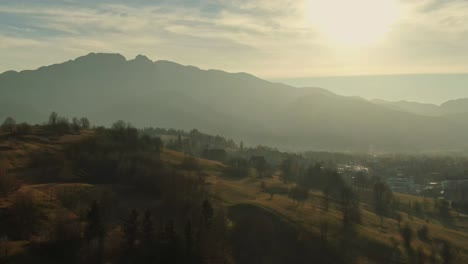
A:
[
  {"left": 276, "top": 74, "right": 468, "bottom": 104},
  {"left": 1, "top": 0, "right": 468, "bottom": 96}
]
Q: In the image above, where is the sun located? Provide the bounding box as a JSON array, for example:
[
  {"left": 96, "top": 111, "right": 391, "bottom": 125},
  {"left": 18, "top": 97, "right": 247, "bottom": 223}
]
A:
[{"left": 307, "top": 0, "right": 400, "bottom": 46}]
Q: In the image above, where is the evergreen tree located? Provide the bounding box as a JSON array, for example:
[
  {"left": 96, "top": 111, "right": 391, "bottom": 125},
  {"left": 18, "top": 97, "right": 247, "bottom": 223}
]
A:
[
  {"left": 141, "top": 210, "right": 156, "bottom": 263},
  {"left": 121, "top": 209, "right": 139, "bottom": 263},
  {"left": 202, "top": 200, "right": 214, "bottom": 227},
  {"left": 141, "top": 210, "right": 154, "bottom": 246},
  {"left": 85, "top": 200, "right": 104, "bottom": 242},
  {"left": 122, "top": 209, "right": 139, "bottom": 251}
]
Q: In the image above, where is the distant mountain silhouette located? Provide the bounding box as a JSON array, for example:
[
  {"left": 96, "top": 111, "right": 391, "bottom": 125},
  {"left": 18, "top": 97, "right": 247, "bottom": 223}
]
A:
[
  {"left": 441, "top": 98, "right": 468, "bottom": 114},
  {"left": 371, "top": 99, "right": 441, "bottom": 116},
  {"left": 2, "top": 52, "right": 468, "bottom": 152},
  {"left": 373, "top": 98, "right": 468, "bottom": 117}
]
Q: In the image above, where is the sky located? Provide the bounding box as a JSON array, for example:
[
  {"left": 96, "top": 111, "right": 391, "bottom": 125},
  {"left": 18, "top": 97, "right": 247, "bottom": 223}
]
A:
[
  {"left": 1, "top": 0, "right": 468, "bottom": 102},
  {"left": 275, "top": 73, "right": 468, "bottom": 104}
]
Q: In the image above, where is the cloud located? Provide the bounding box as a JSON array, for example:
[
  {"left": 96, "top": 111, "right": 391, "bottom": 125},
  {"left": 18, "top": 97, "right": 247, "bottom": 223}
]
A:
[{"left": 0, "top": 0, "right": 468, "bottom": 78}]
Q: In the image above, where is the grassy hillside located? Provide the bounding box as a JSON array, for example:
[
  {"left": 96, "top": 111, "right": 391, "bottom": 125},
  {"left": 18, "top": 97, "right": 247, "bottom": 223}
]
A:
[
  {"left": 209, "top": 174, "right": 468, "bottom": 263},
  {"left": 0, "top": 127, "right": 230, "bottom": 263},
  {"left": 1, "top": 128, "right": 468, "bottom": 263}
]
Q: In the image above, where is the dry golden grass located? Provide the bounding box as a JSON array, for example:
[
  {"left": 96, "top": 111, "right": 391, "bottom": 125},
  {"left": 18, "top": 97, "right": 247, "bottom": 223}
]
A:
[
  {"left": 2, "top": 130, "right": 468, "bottom": 263},
  {"left": 208, "top": 174, "right": 468, "bottom": 263},
  {"left": 161, "top": 148, "right": 226, "bottom": 170}
]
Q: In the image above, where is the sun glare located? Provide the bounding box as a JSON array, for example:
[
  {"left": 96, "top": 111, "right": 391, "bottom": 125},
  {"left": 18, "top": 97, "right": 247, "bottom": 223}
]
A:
[{"left": 307, "top": 0, "right": 400, "bottom": 46}]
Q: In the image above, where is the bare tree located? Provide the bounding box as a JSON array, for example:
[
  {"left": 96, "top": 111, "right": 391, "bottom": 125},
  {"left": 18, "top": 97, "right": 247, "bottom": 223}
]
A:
[
  {"left": 1, "top": 117, "right": 16, "bottom": 132},
  {"left": 80, "top": 117, "right": 90, "bottom": 129},
  {"left": 48, "top": 112, "right": 58, "bottom": 126}
]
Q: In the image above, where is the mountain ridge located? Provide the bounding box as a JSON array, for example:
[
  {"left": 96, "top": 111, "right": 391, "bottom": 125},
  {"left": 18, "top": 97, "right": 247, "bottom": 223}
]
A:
[
  {"left": 372, "top": 98, "right": 468, "bottom": 117},
  {"left": 2, "top": 52, "right": 468, "bottom": 152}
]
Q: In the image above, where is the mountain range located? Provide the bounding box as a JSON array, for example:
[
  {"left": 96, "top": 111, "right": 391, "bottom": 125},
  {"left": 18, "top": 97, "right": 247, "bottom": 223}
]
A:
[
  {"left": 2, "top": 53, "right": 468, "bottom": 152},
  {"left": 372, "top": 98, "right": 468, "bottom": 117}
]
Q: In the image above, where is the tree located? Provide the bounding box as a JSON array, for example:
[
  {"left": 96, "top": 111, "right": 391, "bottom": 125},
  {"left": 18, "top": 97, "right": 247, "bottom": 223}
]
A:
[
  {"left": 441, "top": 240, "right": 454, "bottom": 264},
  {"left": 16, "top": 123, "right": 31, "bottom": 135},
  {"left": 141, "top": 210, "right": 156, "bottom": 263},
  {"left": 0, "top": 168, "right": 20, "bottom": 197},
  {"left": 250, "top": 156, "right": 268, "bottom": 178},
  {"left": 112, "top": 120, "right": 128, "bottom": 131},
  {"left": 111, "top": 120, "right": 138, "bottom": 145},
  {"left": 280, "top": 157, "right": 294, "bottom": 183},
  {"left": 302, "top": 162, "right": 323, "bottom": 188},
  {"left": 396, "top": 213, "right": 403, "bottom": 229},
  {"left": 1, "top": 117, "right": 16, "bottom": 132},
  {"left": 84, "top": 201, "right": 105, "bottom": 263},
  {"left": 48, "top": 112, "right": 58, "bottom": 126},
  {"left": 374, "top": 182, "right": 393, "bottom": 227},
  {"left": 202, "top": 200, "right": 214, "bottom": 227},
  {"left": 417, "top": 225, "right": 429, "bottom": 241},
  {"left": 121, "top": 209, "right": 139, "bottom": 262},
  {"left": 323, "top": 169, "right": 344, "bottom": 213},
  {"left": 122, "top": 209, "right": 139, "bottom": 249},
  {"left": 288, "top": 185, "right": 309, "bottom": 207},
  {"left": 339, "top": 185, "right": 361, "bottom": 227},
  {"left": 7, "top": 192, "right": 43, "bottom": 239},
  {"left": 141, "top": 210, "right": 154, "bottom": 246},
  {"left": 160, "top": 220, "right": 179, "bottom": 264},
  {"left": 56, "top": 117, "right": 70, "bottom": 133},
  {"left": 224, "top": 158, "right": 249, "bottom": 178},
  {"left": 401, "top": 224, "right": 413, "bottom": 252},
  {"left": 85, "top": 200, "right": 104, "bottom": 242},
  {"left": 80, "top": 117, "right": 90, "bottom": 129},
  {"left": 72, "top": 117, "right": 80, "bottom": 132},
  {"left": 281, "top": 156, "right": 305, "bottom": 184},
  {"left": 437, "top": 199, "right": 451, "bottom": 220}
]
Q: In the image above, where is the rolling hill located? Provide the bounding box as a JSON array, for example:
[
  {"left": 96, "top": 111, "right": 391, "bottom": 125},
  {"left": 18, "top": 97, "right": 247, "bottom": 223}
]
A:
[
  {"left": 2, "top": 129, "right": 468, "bottom": 263},
  {"left": 2, "top": 53, "right": 468, "bottom": 152}
]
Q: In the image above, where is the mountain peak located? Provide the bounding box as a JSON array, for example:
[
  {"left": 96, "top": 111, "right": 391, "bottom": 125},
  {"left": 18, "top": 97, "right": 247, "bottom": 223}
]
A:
[
  {"left": 74, "top": 52, "right": 127, "bottom": 64},
  {"left": 134, "top": 54, "right": 152, "bottom": 62},
  {"left": 129, "top": 54, "right": 154, "bottom": 66}
]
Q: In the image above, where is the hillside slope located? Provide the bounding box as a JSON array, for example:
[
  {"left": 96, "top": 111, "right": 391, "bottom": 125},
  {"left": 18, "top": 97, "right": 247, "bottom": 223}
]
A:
[{"left": 2, "top": 129, "right": 468, "bottom": 263}]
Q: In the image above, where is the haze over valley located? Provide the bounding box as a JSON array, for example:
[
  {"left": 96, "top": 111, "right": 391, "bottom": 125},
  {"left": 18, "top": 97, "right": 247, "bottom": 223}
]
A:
[{"left": 3, "top": 1, "right": 468, "bottom": 264}]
